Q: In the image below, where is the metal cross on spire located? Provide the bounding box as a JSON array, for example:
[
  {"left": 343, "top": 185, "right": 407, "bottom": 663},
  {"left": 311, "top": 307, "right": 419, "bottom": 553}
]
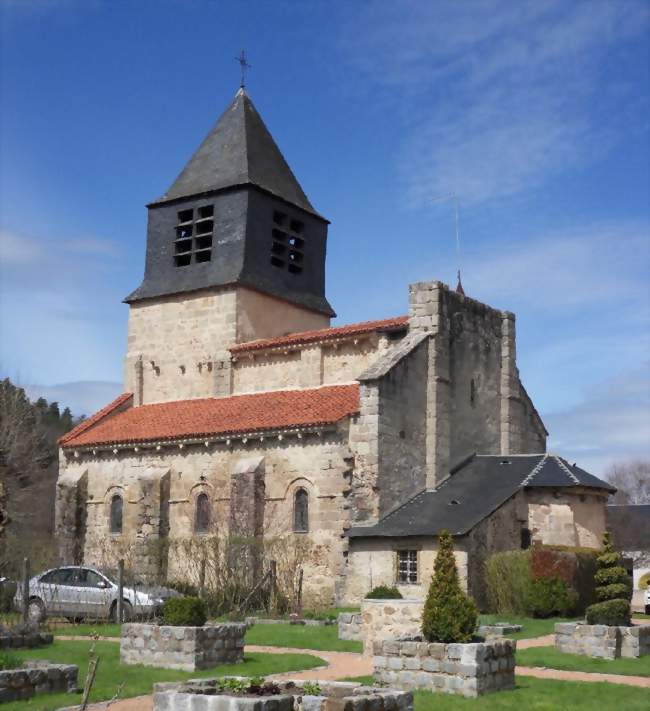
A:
[{"left": 235, "top": 49, "right": 252, "bottom": 89}]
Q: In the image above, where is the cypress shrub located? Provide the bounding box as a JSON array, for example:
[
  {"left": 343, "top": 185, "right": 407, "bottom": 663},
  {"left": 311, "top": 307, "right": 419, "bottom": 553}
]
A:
[
  {"left": 485, "top": 550, "right": 532, "bottom": 615},
  {"left": 422, "top": 531, "right": 478, "bottom": 643},
  {"left": 585, "top": 533, "right": 631, "bottom": 626},
  {"left": 163, "top": 596, "right": 207, "bottom": 627},
  {"left": 365, "top": 585, "right": 403, "bottom": 599}
]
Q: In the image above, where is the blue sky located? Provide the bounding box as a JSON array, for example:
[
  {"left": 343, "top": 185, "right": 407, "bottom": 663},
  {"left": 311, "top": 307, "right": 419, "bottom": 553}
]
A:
[{"left": 1, "top": 0, "right": 648, "bottom": 475}]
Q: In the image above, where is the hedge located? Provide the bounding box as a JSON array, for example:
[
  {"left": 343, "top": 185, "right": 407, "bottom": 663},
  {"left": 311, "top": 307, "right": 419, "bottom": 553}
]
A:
[
  {"left": 163, "top": 596, "right": 208, "bottom": 626},
  {"left": 365, "top": 585, "right": 403, "bottom": 599}
]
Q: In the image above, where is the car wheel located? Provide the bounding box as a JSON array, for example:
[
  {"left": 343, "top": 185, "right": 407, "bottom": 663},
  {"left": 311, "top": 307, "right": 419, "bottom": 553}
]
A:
[
  {"left": 111, "top": 600, "right": 133, "bottom": 623},
  {"left": 27, "top": 597, "right": 46, "bottom": 624}
]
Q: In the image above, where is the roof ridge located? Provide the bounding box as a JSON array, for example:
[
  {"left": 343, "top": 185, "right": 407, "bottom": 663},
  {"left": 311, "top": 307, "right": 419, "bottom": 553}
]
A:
[
  {"left": 520, "top": 453, "right": 549, "bottom": 486},
  {"left": 552, "top": 454, "right": 581, "bottom": 484}
]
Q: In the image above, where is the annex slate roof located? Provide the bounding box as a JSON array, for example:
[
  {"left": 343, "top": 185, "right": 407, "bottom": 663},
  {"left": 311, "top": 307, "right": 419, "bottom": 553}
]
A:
[
  {"left": 153, "top": 89, "right": 319, "bottom": 216},
  {"left": 60, "top": 384, "right": 359, "bottom": 449},
  {"left": 607, "top": 504, "right": 650, "bottom": 551},
  {"left": 348, "top": 454, "right": 615, "bottom": 539},
  {"left": 230, "top": 316, "right": 409, "bottom": 354}
]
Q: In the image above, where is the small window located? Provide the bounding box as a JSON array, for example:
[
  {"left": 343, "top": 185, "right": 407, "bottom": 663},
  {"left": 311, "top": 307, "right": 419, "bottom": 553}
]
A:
[
  {"left": 521, "top": 528, "right": 531, "bottom": 550},
  {"left": 273, "top": 210, "right": 287, "bottom": 226},
  {"left": 173, "top": 205, "right": 214, "bottom": 267},
  {"left": 397, "top": 550, "right": 418, "bottom": 584},
  {"left": 195, "top": 492, "right": 211, "bottom": 534},
  {"left": 293, "top": 489, "right": 309, "bottom": 533},
  {"left": 110, "top": 494, "right": 123, "bottom": 534},
  {"left": 270, "top": 211, "right": 305, "bottom": 276}
]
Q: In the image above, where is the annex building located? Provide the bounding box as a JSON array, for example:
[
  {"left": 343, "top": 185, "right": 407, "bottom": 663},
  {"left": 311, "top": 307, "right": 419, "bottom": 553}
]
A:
[{"left": 56, "top": 89, "right": 614, "bottom": 607}]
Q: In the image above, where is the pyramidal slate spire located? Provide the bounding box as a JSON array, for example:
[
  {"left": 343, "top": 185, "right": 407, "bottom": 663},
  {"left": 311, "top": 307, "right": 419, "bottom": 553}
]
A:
[
  {"left": 154, "top": 89, "right": 318, "bottom": 216},
  {"left": 127, "top": 89, "right": 333, "bottom": 317}
]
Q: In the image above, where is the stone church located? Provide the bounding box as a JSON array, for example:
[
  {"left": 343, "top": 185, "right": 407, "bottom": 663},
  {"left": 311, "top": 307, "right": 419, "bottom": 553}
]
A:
[{"left": 56, "top": 88, "right": 614, "bottom": 607}]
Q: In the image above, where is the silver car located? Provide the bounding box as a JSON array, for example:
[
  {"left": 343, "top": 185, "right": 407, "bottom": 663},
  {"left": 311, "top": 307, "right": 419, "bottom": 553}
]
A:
[{"left": 14, "top": 566, "right": 180, "bottom": 623}]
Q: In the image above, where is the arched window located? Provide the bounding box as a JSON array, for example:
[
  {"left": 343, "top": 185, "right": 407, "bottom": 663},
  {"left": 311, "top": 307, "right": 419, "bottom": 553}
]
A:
[
  {"left": 109, "top": 494, "right": 123, "bottom": 534},
  {"left": 195, "top": 492, "right": 211, "bottom": 534},
  {"left": 293, "top": 489, "right": 309, "bottom": 533}
]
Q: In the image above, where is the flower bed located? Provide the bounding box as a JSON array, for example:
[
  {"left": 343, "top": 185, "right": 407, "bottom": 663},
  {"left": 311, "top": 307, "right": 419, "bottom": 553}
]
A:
[
  {"left": 373, "top": 637, "right": 516, "bottom": 697},
  {"left": 0, "top": 661, "right": 78, "bottom": 703},
  {"left": 555, "top": 622, "right": 650, "bottom": 659},
  {"left": 120, "top": 622, "right": 246, "bottom": 672},
  {"left": 153, "top": 678, "right": 413, "bottom": 711}
]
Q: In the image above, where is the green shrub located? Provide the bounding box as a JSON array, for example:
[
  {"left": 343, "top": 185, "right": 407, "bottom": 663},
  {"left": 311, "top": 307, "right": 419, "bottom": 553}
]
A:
[
  {"left": 0, "top": 651, "right": 21, "bottom": 670},
  {"left": 365, "top": 585, "right": 403, "bottom": 599},
  {"left": 585, "top": 599, "right": 631, "bottom": 626},
  {"left": 485, "top": 550, "right": 533, "bottom": 615},
  {"left": 529, "top": 577, "right": 578, "bottom": 618},
  {"left": 586, "top": 532, "right": 631, "bottom": 625},
  {"left": 422, "top": 530, "right": 477, "bottom": 643},
  {"left": 163, "top": 596, "right": 207, "bottom": 627}
]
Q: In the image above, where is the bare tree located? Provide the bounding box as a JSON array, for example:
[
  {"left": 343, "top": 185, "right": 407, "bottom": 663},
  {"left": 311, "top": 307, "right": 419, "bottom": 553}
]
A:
[{"left": 606, "top": 460, "right": 650, "bottom": 505}]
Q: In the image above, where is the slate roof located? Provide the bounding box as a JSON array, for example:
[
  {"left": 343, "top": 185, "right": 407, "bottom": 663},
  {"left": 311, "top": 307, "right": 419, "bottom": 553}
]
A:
[
  {"left": 60, "top": 384, "right": 359, "bottom": 449},
  {"left": 607, "top": 504, "right": 650, "bottom": 551},
  {"left": 230, "top": 316, "right": 408, "bottom": 354},
  {"left": 152, "top": 89, "right": 319, "bottom": 217},
  {"left": 348, "top": 454, "right": 615, "bottom": 538}
]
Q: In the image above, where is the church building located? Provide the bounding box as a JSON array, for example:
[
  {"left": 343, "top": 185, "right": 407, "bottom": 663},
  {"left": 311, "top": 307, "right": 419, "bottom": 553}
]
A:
[{"left": 56, "top": 88, "right": 614, "bottom": 607}]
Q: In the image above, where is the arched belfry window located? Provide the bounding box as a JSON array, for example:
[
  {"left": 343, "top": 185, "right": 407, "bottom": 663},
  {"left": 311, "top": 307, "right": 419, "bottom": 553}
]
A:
[
  {"left": 293, "top": 489, "right": 309, "bottom": 533},
  {"left": 109, "top": 494, "right": 123, "bottom": 534},
  {"left": 195, "top": 492, "right": 211, "bottom": 534}
]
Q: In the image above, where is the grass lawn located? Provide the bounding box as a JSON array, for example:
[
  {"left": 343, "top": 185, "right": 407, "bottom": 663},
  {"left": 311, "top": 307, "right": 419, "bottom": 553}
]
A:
[
  {"left": 478, "top": 615, "right": 576, "bottom": 640},
  {"left": 54, "top": 622, "right": 121, "bottom": 638},
  {"left": 245, "top": 623, "right": 362, "bottom": 652},
  {"left": 345, "top": 675, "right": 650, "bottom": 710},
  {"left": 3, "top": 640, "right": 324, "bottom": 711},
  {"left": 517, "top": 645, "right": 650, "bottom": 677}
]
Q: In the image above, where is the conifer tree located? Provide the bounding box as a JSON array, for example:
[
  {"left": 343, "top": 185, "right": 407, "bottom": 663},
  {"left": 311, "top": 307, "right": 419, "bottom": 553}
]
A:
[
  {"left": 421, "top": 530, "right": 478, "bottom": 643},
  {"left": 585, "top": 532, "right": 631, "bottom": 626}
]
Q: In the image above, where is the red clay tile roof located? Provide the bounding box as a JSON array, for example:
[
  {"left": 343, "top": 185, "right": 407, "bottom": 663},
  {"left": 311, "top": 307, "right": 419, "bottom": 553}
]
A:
[
  {"left": 59, "top": 393, "right": 133, "bottom": 446},
  {"left": 230, "top": 316, "right": 408, "bottom": 354},
  {"left": 61, "top": 384, "right": 360, "bottom": 449}
]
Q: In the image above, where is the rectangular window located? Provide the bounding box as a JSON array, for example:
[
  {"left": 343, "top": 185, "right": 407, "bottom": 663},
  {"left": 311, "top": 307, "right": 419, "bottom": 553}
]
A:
[
  {"left": 174, "top": 205, "right": 214, "bottom": 267},
  {"left": 397, "top": 550, "right": 418, "bottom": 584},
  {"left": 270, "top": 210, "right": 304, "bottom": 274}
]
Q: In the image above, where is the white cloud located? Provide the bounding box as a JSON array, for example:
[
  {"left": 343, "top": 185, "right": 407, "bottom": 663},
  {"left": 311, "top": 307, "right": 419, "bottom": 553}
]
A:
[
  {"left": 544, "top": 366, "right": 650, "bottom": 475},
  {"left": 342, "top": 0, "right": 650, "bottom": 205}
]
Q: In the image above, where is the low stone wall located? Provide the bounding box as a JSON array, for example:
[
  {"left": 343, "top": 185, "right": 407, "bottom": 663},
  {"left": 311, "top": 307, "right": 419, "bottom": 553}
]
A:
[
  {"left": 121, "top": 622, "right": 246, "bottom": 672},
  {"left": 478, "top": 624, "right": 522, "bottom": 637},
  {"left": 338, "top": 612, "right": 363, "bottom": 640},
  {"left": 245, "top": 617, "right": 336, "bottom": 627},
  {"left": 0, "top": 662, "right": 78, "bottom": 703},
  {"left": 153, "top": 678, "right": 413, "bottom": 711},
  {"left": 361, "top": 599, "right": 424, "bottom": 655},
  {"left": 555, "top": 622, "right": 650, "bottom": 659},
  {"left": 0, "top": 632, "right": 54, "bottom": 650},
  {"left": 373, "top": 638, "right": 516, "bottom": 698}
]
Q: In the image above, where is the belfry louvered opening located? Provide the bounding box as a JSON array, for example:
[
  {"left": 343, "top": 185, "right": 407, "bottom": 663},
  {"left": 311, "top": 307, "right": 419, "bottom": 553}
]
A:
[
  {"left": 271, "top": 210, "right": 304, "bottom": 274},
  {"left": 174, "top": 205, "right": 214, "bottom": 267}
]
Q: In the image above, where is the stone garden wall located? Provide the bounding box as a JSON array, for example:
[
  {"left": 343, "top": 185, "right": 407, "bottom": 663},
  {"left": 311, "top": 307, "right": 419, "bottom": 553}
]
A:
[
  {"left": 373, "top": 638, "right": 516, "bottom": 698},
  {"left": 361, "top": 599, "right": 424, "bottom": 655},
  {"left": 338, "top": 612, "right": 363, "bottom": 640},
  {"left": 555, "top": 622, "right": 650, "bottom": 659},
  {"left": 0, "top": 662, "right": 77, "bottom": 703},
  {"left": 0, "top": 631, "right": 53, "bottom": 650},
  {"left": 153, "top": 678, "right": 414, "bottom": 711},
  {"left": 120, "top": 622, "right": 246, "bottom": 672}
]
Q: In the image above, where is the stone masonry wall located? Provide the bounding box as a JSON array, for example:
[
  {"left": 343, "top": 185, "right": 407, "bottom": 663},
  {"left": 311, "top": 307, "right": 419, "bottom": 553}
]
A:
[
  {"left": 61, "top": 427, "right": 353, "bottom": 608},
  {"left": 0, "top": 663, "right": 77, "bottom": 703},
  {"left": 361, "top": 599, "right": 424, "bottom": 655},
  {"left": 373, "top": 637, "right": 516, "bottom": 697},
  {"left": 338, "top": 612, "right": 363, "bottom": 641},
  {"left": 342, "top": 538, "right": 469, "bottom": 605},
  {"left": 120, "top": 622, "right": 246, "bottom": 671},
  {"left": 555, "top": 622, "right": 650, "bottom": 659},
  {"left": 527, "top": 489, "right": 608, "bottom": 548}
]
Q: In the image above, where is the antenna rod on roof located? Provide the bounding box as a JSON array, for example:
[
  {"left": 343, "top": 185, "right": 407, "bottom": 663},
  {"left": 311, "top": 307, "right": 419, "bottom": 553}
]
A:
[{"left": 431, "top": 193, "right": 464, "bottom": 295}]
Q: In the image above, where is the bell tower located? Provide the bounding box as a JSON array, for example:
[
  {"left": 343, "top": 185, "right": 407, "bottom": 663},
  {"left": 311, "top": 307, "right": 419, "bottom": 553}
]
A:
[{"left": 124, "top": 89, "right": 334, "bottom": 405}]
